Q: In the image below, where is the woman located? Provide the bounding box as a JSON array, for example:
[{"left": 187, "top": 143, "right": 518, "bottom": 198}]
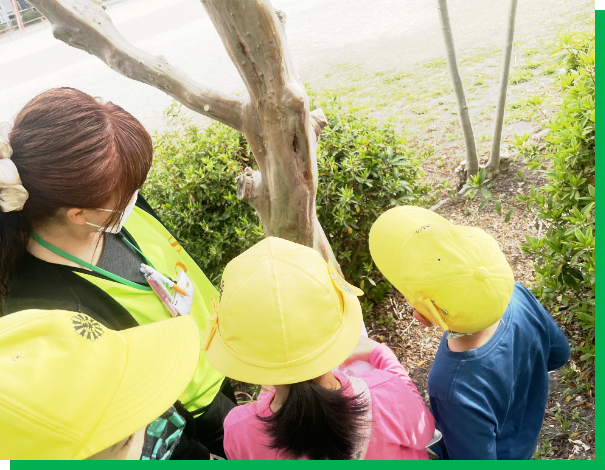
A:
[{"left": 0, "top": 88, "right": 235, "bottom": 458}]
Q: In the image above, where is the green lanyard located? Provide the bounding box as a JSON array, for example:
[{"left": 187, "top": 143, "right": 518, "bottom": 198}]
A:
[{"left": 31, "top": 231, "right": 154, "bottom": 291}]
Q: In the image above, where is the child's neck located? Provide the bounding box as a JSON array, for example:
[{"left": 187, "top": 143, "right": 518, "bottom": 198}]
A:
[
  {"left": 270, "top": 372, "right": 341, "bottom": 413},
  {"left": 447, "top": 320, "right": 501, "bottom": 352}
]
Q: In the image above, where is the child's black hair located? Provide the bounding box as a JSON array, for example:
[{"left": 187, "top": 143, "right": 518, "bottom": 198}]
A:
[{"left": 259, "top": 380, "right": 370, "bottom": 460}]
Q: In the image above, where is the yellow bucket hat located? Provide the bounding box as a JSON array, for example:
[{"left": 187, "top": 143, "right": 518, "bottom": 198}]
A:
[
  {"left": 0, "top": 310, "right": 200, "bottom": 460},
  {"left": 202, "top": 237, "right": 363, "bottom": 385},
  {"left": 369, "top": 206, "right": 514, "bottom": 334}
]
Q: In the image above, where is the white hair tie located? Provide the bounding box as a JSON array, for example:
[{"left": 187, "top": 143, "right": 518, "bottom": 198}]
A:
[{"left": 0, "top": 123, "right": 29, "bottom": 213}]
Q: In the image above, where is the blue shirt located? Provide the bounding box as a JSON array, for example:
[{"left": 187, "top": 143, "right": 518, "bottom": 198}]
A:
[{"left": 428, "top": 283, "right": 570, "bottom": 460}]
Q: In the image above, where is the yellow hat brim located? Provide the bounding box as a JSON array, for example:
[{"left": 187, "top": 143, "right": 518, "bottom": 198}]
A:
[
  {"left": 204, "top": 295, "right": 363, "bottom": 385},
  {"left": 370, "top": 206, "right": 450, "bottom": 288},
  {"left": 75, "top": 315, "right": 200, "bottom": 459}
]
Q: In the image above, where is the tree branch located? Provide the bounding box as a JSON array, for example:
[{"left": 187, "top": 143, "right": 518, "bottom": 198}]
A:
[
  {"left": 30, "top": 0, "right": 244, "bottom": 131},
  {"left": 201, "top": 0, "right": 300, "bottom": 105},
  {"left": 275, "top": 10, "right": 287, "bottom": 28}
]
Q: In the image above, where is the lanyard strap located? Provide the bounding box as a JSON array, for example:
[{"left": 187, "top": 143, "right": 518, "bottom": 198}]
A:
[
  {"left": 119, "top": 233, "right": 155, "bottom": 269},
  {"left": 31, "top": 231, "right": 151, "bottom": 291}
]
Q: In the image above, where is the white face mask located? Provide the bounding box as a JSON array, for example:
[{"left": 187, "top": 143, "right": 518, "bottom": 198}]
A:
[{"left": 86, "top": 190, "right": 138, "bottom": 234}]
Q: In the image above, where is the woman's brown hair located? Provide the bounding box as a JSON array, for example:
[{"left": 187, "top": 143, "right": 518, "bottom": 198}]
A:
[{"left": 0, "top": 88, "right": 153, "bottom": 306}]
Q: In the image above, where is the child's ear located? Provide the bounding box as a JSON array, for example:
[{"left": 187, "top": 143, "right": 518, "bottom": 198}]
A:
[{"left": 413, "top": 309, "right": 434, "bottom": 328}]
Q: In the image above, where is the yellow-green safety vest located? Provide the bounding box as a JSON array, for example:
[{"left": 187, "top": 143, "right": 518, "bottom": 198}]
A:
[{"left": 75, "top": 206, "right": 225, "bottom": 412}]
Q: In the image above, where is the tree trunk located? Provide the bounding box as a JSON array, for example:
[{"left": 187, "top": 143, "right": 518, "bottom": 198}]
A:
[
  {"left": 486, "top": 0, "right": 518, "bottom": 177},
  {"left": 436, "top": 0, "right": 479, "bottom": 176},
  {"left": 30, "top": 0, "right": 342, "bottom": 272}
]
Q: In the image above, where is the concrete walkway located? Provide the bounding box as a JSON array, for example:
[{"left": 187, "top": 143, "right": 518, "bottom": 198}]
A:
[{"left": 0, "top": 0, "right": 589, "bottom": 131}]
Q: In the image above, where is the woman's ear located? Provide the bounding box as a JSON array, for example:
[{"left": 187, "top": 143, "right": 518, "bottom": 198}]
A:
[
  {"left": 66, "top": 207, "right": 90, "bottom": 226},
  {"left": 413, "top": 309, "right": 434, "bottom": 328}
]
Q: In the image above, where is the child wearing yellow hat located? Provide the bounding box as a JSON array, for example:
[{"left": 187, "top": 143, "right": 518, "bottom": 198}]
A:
[
  {"left": 369, "top": 206, "right": 570, "bottom": 460},
  {"left": 0, "top": 309, "right": 201, "bottom": 460},
  {"left": 202, "top": 237, "right": 434, "bottom": 460}
]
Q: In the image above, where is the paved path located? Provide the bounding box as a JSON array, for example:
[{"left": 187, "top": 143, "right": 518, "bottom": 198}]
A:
[{"left": 0, "top": 0, "right": 588, "bottom": 131}]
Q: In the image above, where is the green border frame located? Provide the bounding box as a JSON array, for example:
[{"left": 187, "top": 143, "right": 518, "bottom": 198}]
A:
[
  {"left": 594, "top": 7, "right": 601, "bottom": 464},
  {"left": 6, "top": 6, "right": 601, "bottom": 470}
]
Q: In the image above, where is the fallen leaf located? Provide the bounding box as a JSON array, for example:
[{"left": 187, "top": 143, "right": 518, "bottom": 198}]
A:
[
  {"left": 569, "top": 432, "right": 580, "bottom": 438},
  {"left": 565, "top": 396, "right": 572, "bottom": 403},
  {"left": 570, "top": 440, "right": 590, "bottom": 451},
  {"left": 417, "top": 360, "right": 425, "bottom": 367}
]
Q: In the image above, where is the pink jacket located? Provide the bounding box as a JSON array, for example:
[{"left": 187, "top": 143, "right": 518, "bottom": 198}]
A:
[{"left": 224, "top": 344, "right": 435, "bottom": 460}]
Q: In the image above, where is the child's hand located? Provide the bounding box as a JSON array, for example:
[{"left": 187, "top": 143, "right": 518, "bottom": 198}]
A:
[{"left": 343, "top": 335, "right": 381, "bottom": 366}]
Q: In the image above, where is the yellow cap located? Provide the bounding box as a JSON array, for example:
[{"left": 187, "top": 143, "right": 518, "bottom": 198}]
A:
[
  {"left": 202, "top": 237, "right": 363, "bottom": 385},
  {"left": 0, "top": 310, "right": 200, "bottom": 460},
  {"left": 369, "top": 206, "right": 514, "bottom": 333}
]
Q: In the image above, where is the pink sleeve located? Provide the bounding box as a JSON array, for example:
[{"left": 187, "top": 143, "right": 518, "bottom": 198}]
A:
[
  {"left": 368, "top": 343, "right": 409, "bottom": 377},
  {"left": 368, "top": 344, "right": 435, "bottom": 449},
  {"left": 223, "top": 411, "right": 239, "bottom": 460}
]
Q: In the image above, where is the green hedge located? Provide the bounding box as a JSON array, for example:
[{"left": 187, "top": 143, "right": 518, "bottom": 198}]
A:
[
  {"left": 143, "top": 92, "right": 428, "bottom": 313},
  {"left": 0, "top": 9, "right": 42, "bottom": 30},
  {"left": 21, "top": 9, "right": 43, "bottom": 23},
  {"left": 143, "top": 104, "right": 264, "bottom": 287},
  {"left": 0, "top": 20, "right": 16, "bottom": 30},
  {"left": 313, "top": 91, "right": 429, "bottom": 311},
  {"left": 515, "top": 31, "right": 595, "bottom": 366}
]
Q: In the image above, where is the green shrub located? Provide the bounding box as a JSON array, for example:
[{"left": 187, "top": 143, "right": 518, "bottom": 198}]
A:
[
  {"left": 311, "top": 91, "right": 429, "bottom": 311},
  {"left": 0, "top": 19, "right": 17, "bottom": 30},
  {"left": 143, "top": 93, "right": 428, "bottom": 312},
  {"left": 143, "top": 104, "right": 264, "bottom": 287},
  {"left": 514, "top": 31, "right": 595, "bottom": 367},
  {"left": 0, "top": 9, "right": 41, "bottom": 30},
  {"left": 21, "top": 9, "right": 43, "bottom": 23}
]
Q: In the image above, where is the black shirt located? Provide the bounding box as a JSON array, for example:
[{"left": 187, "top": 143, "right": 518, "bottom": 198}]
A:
[{"left": 97, "top": 233, "right": 147, "bottom": 284}]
